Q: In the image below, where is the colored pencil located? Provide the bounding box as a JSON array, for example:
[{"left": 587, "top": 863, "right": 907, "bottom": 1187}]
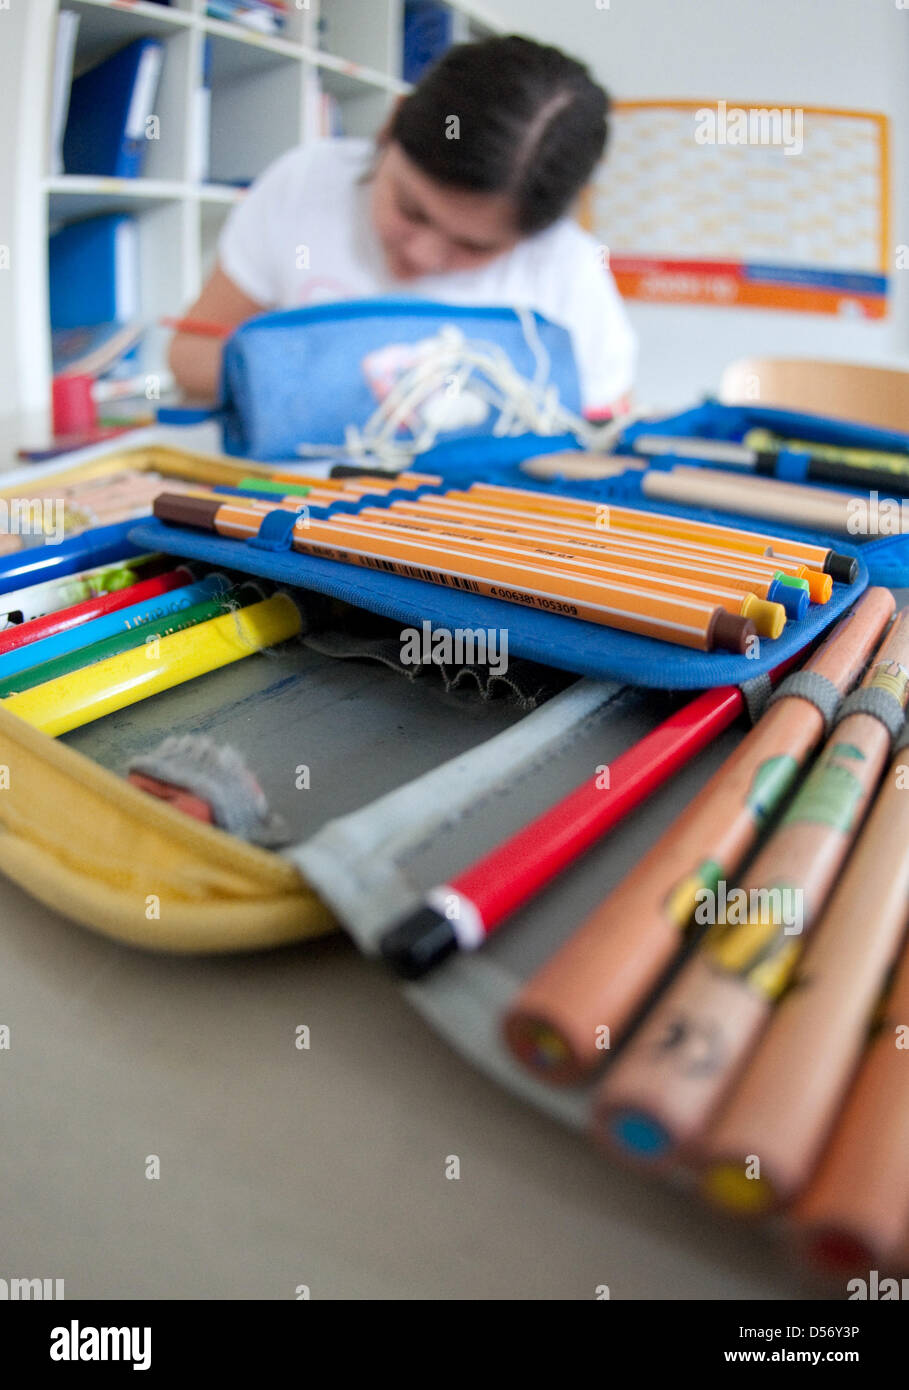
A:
[
  {"left": 642, "top": 466, "right": 878, "bottom": 535},
  {"left": 0, "top": 553, "right": 166, "bottom": 630},
  {"left": 0, "top": 589, "right": 247, "bottom": 698},
  {"left": 501, "top": 588, "right": 895, "bottom": 1087},
  {"left": 745, "top": 427, "right": 909, "bottom": 494},
  {"left": 161, "top": 316, "right": 232, "bottom": 338},
  {"left": 0, "top": 567, "right": 193, "bottom": 653},
  {"left": 792, "top": 924, "right": 909, "bottom": 1271},
  {"left": 588, "top": 607, "right": 909, "bottom": 1161},
  {"left": 635, "top": 428, "right": 909, "bottom": 499},
  {"left": 2, "top": 592, "right": 302, "bottom": 736},
  {"left": 0, "top": 574, "right": 229, "bottom": 683},
  {"left": 0, "top": 521, "right": 149, "bottom": 599},
  {"left": 520, "top": 451, "right": 647, "bottom": 481},
  {"left": 698, "top": 733, "right": 909, "bottom": 1215}
]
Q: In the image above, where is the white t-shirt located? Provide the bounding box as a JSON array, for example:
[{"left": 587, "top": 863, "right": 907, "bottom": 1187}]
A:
[{"left": 218, "top": 138, "right": 636, "bottom": 414}]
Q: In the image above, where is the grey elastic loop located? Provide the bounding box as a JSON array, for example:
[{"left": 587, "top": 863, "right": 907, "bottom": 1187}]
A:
[
  {"left": 765, "top": 671, "right": 843, "bottom": 735},
  {"left": 836, "top": 686, "right": 907, "bottom": 745},
  {"left": 894, "top": 719, "right": 909, "bottom": 754},
  {"left": 740, "top": 671, "right": 773, "bottom": 725}
]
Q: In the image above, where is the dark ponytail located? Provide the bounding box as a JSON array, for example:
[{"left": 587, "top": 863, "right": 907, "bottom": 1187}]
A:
[{"left": 388, "top": 35, "right": 609, "bottom": 235}]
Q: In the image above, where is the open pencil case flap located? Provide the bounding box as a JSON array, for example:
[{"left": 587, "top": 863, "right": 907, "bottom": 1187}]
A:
[
  {"left": 607, "top": 396, "right": 909, "bottom": 586},
  {"left": 129, "top": 512, "right": 868, "bottom": 690},
  {"left": 0, "top": 702, "right": 335, "bottom": 953}
]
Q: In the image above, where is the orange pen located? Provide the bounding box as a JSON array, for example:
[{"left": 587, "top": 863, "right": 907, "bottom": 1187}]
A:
[
  {"left": 386, "top": 500, "right": 813, "bottom": 615},
  {"left": 350, "top": 508, "right": 786, "bottom": 638},
  {"left": 462, "top": 484, "right": 857, "bottom": 586},
  {"left": 412, "top": 494, "right": 831, "bottom": 602},
  {"left": 153, "top": 494, "right": 756, "bottom": 651}
]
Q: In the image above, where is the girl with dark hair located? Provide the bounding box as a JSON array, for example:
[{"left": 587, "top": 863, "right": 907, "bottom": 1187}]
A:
[{"left": 170, "top": 35, "right": 636, "bottom": 415}]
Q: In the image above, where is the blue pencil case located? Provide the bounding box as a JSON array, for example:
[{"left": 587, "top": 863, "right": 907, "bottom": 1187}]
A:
[{"left": 216, "top": 299, "right": 583, "bottom": 461}]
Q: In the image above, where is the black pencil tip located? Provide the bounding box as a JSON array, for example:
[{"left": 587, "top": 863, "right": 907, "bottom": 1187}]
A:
[{"left": 379, "top": 905, "right": 458, "bottom": 980}]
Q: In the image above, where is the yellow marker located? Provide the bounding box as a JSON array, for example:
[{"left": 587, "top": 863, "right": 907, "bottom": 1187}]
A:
[{"left": 2, "top": 593, "right": 301, "bottom": 736}]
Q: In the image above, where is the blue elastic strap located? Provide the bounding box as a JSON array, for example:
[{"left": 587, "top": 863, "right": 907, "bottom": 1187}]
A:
[
  {"left": 775, "top": 448, "right": 811, "bottom": 483},
  {"left": 248, "top": 508, "right": 298, "bottom": 552}
]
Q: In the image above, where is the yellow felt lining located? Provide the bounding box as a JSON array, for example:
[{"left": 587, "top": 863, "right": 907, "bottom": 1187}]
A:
[
  {"left": 0, "top": 702, "right": 337, "bottom": 953},
  {"left": 0, "top": 443, "right": 341, "bottom": 950},
  {"left": 0, "top": 443, "right": 280, "bottom": 499}
]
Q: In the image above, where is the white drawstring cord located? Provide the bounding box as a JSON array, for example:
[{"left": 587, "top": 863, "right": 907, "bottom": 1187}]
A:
[{"left": 296, "top": 310, "right": 652, "bottom": 471}]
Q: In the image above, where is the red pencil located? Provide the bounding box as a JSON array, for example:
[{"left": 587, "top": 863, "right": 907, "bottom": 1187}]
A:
[
  {"left": 0, "top": 567, "right": 195, "bottom": 654},
  {"left": 379, "top": 658, "right": 801, "bottom": 978}
]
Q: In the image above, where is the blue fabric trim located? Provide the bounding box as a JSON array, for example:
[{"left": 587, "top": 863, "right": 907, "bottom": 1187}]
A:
[
  {"left": 618, "top": 397, "right": 909, "bottom": 458},
  {"left": 128, "top": 517, "right": 868, "bottom": 691}
]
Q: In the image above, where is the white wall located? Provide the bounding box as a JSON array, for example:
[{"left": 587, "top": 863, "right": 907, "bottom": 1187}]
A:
[{"left": 483, "top": 0, "right": 909, "bottom": 410}]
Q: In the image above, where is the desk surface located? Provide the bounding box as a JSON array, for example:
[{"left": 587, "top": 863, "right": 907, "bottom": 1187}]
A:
[{"left": 2, "top": 874, "right": 823, "bottom": 1301}]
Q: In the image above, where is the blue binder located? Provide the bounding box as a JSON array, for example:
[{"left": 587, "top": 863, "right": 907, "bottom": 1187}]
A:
[
  {"left": 49, "top": 214, "right": 139, "bottom": 330},
  {"left": 403, "top": 2, "right": 457, "bottom": 83},
  {"left": 63, "top": 38, "right": 164, "bottom": 179}
]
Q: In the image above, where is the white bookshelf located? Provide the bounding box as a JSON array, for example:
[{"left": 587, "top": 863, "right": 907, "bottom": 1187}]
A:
[{"left": 1, "top": 0, "right": 500, "bottom": 448}]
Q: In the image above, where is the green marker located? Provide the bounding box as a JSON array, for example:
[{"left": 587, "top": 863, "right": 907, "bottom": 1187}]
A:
[
  {"left": 239, "top": 477, "right": 311, "bottom": 497},
  {"left": 0, "top": 591, "right": 245, "bottom": 698}
]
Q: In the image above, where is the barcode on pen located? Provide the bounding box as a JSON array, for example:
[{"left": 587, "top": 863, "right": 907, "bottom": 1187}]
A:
[{"left": 361, "top": 555, "right": 480, "bottom": 592}]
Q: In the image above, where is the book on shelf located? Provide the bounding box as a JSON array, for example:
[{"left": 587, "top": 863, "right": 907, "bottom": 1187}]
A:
[
  {"left": 48, "top": 10, "right": 80, "bottom": 177},
  {"left": 192, "top": 39, "right": 214, "bottom": 184},
  {"left": 403, "top": 2, "right": 470, "bottom": 84},
  {"left": 320, "top": 91, "right": 344, "bottom": 138},
  {"left": 63, "top": 37, "right": 164, "bottom": 179},
  {"left": 50, "top": 214, "right": 144, "bottom": 381},
  {"left": 206, "top": 1, "right": 288, "bottom": 35},
  {"left": 50, "top": 214, "right": 140, "bottom": 328},
  {"left": 51, "top": 323, "right": 145, "bottom": 380}
]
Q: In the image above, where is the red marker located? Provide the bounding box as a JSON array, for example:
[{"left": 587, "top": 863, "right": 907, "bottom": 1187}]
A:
[
  {"left": 379, "top": 658, "right": 801, "bottom": 978},
  {"left": 0, "top": 567, "right": 194, "bottom": 654}
]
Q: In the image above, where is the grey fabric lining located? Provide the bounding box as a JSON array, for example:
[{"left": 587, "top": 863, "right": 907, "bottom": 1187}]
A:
[
  {"left": 284, "top": 678, "right": 626, "bottom": 950},
  {"left": 740, "top": 671, "right": 773, "bottom": 725},
  {"left": 836, "top": 685, "right": 908, "bottom": 744},
  {"left": 766, "top": 671, "right": 842, "bottom": 734},
  {"left": 302, "top": 630, "right": 566, "bottom": 709}
]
